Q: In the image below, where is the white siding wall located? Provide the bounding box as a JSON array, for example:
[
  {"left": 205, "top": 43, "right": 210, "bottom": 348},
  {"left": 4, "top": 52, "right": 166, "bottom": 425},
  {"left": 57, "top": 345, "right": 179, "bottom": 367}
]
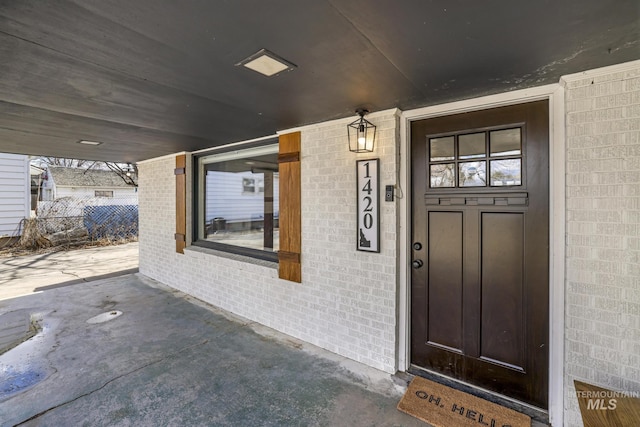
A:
[
  {"left": 563, "top": 62, "right": 640, "bottom": 426},
  {"left": 0, "top": 153, "right": 30, "bottom": 237},
  {"left": 204, "top": 171, "right": 279, "bottom": 223},
  {"left": 139, "top": 110, "right": 400, "bottom": 373}
]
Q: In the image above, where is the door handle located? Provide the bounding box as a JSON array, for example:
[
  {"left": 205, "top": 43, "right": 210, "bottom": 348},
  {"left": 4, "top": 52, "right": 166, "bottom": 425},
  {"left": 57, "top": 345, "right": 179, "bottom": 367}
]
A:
[{"left": 412, "top": 259, "right": 424, "bottom": 269}]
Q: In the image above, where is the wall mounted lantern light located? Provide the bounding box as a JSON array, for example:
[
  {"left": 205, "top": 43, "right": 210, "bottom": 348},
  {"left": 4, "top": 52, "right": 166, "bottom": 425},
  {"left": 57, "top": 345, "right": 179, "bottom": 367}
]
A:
[{"left": 347, "top": 109, "right": 376, "bottom": 153}]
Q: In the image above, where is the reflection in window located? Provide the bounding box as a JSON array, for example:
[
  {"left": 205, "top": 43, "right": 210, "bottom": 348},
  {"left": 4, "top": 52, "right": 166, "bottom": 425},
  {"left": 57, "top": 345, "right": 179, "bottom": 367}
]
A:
[
  {"left": 490, "top": 128, "right": 521, "bottom": 156},
  {"left": 242, "top": 178, "right": 256, "bottom": 193},
  {"left": 430, "top": 163, "right": 455, "bottom": 188},
  {"left": 459, "top": 162, "right": 486, "bottom": 187},
  {"left": 430, "top": 136, "right": 455, "bottom": 161},
  {"left": 459, "top": 133, "right": 485, "bottom": 159},
  {"left": 198, "top": 144, "right": 279, "bottom": 254},
  {"left": 490, "top": 159, "right": 521, "bottom": 186}
]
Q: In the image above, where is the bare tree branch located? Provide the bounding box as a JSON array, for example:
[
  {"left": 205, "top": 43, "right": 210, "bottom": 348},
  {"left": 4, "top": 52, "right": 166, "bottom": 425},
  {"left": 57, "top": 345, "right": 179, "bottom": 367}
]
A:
[
  {"left": 32, "top": 156, "right": 138, "bottom": 187},
  {"left": 104, "top": 162, "right": 138, "bottom": 187},
  {"left": 32, "top": 157, "right": 98, "bottom": 169}
]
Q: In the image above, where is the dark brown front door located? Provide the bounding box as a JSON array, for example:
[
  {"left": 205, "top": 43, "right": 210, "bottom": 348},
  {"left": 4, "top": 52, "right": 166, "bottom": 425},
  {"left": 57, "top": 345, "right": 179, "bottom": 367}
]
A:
[{"left": 410, "top": 100, "right": 549, "bottom": 409}]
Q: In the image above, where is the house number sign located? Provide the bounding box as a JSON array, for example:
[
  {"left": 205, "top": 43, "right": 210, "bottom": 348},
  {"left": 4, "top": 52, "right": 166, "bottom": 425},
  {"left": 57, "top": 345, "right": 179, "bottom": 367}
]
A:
[{"left": 356, "top": 159, "right": 380, "bottom": 252}]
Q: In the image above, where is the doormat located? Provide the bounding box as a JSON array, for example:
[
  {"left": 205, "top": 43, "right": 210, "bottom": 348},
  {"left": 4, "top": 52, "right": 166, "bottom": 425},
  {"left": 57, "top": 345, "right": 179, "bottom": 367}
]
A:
[{"left": 397, "top": 376, "right": 531, "bottom": 427}]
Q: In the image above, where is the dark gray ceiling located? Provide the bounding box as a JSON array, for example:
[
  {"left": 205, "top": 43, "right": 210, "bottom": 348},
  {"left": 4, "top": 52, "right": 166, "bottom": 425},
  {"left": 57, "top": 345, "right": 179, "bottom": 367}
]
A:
[{"left": 1, "top": 0, "right": 638, "bottom": 162}]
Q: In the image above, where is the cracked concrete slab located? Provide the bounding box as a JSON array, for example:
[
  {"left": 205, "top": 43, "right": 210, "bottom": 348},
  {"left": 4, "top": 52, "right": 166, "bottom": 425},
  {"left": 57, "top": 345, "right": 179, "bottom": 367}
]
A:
[
  {"left": 0, "top": 242, "right": 139, "bottom": 301},
  {"left": 0, "top": 274, "right": 426, "bottom": 426}
]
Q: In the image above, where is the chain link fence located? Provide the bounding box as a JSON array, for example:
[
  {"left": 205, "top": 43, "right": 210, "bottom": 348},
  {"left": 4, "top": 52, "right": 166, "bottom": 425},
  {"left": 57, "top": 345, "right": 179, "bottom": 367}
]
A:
[{"left": 12, "top": 195, "right": 138, "bottom": 250}]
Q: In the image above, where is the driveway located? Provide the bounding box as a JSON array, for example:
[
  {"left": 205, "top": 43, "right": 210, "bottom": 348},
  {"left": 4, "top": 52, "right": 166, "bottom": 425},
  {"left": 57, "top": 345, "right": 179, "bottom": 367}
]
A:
[
  {"left": 0, "top": 269, "right": 424, "bottom": 426},
  {"left": 0, "top": 242, "right": 139, "bottom": 301}
]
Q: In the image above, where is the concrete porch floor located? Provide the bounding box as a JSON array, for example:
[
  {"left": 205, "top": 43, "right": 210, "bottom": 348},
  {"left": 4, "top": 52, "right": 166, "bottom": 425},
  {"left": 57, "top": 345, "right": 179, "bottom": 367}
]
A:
[{"left": 1, "top": 273, "right": 427, "bottom": 426}]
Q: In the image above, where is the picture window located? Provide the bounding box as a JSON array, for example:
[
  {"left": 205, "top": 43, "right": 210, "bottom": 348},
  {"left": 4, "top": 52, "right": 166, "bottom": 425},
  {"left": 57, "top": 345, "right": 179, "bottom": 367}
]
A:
[{"left": 194, "top": 141, "right": 279, "bottom": 261}]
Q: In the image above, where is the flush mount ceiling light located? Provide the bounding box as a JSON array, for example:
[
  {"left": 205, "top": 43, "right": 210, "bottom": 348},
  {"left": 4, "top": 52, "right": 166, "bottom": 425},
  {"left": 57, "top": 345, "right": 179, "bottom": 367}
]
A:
[
  {"left": 347, "top": 109, "right": 376, "bottom": 153},
  {"left": 236, "top": 49, "right": 296, "bottom": 77},
  {"left": 77, "top": 140, "right": 103, "bottom": 146}
]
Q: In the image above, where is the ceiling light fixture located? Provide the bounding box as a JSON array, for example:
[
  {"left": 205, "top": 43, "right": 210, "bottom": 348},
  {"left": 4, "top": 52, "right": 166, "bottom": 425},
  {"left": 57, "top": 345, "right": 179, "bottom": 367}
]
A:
[
  {"left": 347, "top": 109, "right": 376, "bottom": 153},
  {"left": 236, "top": 49, "right": 296, "bottom": 77},
  {"left": 77, "top": 140, "right": 103, "bottom": 146}
]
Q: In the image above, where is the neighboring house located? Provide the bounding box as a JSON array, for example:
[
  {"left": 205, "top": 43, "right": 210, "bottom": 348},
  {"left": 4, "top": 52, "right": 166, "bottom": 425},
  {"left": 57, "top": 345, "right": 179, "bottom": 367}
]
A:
[
  {"left": 36, "top": 166, "right": 139, "bottom": 240},
  {"left": 0, "top": 153, "right": 30, "bottom": 238},
  {"left": 42, "top": 166, "right": 137, "bottom": 201}
]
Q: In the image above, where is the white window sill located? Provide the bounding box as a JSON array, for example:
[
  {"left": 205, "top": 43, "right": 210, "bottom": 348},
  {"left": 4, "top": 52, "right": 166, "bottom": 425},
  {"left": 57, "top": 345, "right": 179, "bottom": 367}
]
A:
[{"left": 184, "top": 244, "right": 278, "bottom": 269}]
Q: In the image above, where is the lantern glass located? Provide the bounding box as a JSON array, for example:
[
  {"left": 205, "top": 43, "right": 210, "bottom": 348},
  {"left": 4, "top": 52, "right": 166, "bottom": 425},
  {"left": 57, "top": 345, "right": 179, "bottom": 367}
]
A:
[{"left": 347, "top": 113, "right": 376, "bottom": 153}]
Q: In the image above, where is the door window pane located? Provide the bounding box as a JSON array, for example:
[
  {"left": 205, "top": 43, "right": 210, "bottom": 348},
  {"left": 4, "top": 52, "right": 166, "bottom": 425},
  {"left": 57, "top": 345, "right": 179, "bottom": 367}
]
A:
[
  {"left": 459, "top": 133, "right": 485, "bottom": 159},
  {"left": 430, "top": 136, "right": 455, "bottom": 161},
  {"left": 430, "top": 163, "right": 455, "bottom": 188},
  {"left": 490, "top": 128, "right": 521, "bottom": 156},
  {"left": 490, "top": 159, "right": 521, "bottom": 186},
  {"left": 459, "top": 161, "right": 486, "bottom": 187}
]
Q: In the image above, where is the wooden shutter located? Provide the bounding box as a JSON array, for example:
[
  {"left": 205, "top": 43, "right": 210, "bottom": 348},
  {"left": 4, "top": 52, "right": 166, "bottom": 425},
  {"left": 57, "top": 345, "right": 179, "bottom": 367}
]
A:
[
  {"left": 278, "top": 132, "right": 301, "bottom": 282},
  {"left": 175, "top": 154, "right": 186, "bottom": 254}
]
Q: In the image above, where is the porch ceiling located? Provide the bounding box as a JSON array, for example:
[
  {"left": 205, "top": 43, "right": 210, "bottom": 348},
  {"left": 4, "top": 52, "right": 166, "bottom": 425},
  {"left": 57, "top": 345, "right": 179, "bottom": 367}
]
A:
[{"left": 0, "top": 0, "right": 638, "bottom": 163}]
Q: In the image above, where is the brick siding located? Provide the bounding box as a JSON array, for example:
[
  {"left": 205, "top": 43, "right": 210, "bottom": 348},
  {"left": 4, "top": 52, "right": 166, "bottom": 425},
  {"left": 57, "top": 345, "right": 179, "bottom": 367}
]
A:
[
  {"left": 564, "top": 64, "right": 640, "bottom": 426},
  {"left": 138, "top": 111, "right": 400, "bottom": 373}
]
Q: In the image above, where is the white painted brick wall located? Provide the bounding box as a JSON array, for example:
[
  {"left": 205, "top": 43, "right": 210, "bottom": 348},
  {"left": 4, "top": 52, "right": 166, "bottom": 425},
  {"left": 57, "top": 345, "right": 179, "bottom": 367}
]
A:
[
  {"left": 564, "top": 64, "right": 640, "bottom": 426},
  {"left": 138, "top": 111, "right": 400, "bottom": 373},
  {"left": 137, "top": 64, "right": 640, "bottom": 422}
]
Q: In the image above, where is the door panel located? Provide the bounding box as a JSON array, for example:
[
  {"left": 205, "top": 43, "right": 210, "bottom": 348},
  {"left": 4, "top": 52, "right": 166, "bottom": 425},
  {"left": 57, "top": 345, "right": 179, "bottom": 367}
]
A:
[
  {"left": 427, "top": 211, "right": 463, "bottom": 351},
  {"left": 411, "top": 100, "right": 549, "bottom": 409},
  {"left": 480, "top": 212, "right": 524, "bottom": 370}
]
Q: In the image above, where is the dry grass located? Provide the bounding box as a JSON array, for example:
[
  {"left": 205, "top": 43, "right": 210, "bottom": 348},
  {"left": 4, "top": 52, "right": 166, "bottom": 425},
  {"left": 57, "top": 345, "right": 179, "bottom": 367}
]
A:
[
  {"left": 0, "top": 232, "right": 137, "bottom": 258},
  {"left": 17, "top": 218, "right": 51, "bottom": 250}
]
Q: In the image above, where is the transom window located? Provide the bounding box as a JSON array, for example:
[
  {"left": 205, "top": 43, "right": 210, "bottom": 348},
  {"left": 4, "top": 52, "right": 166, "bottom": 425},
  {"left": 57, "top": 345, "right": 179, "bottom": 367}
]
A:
[
  {"left": 195, "top": 142, "right": 279, "bottom": 260},
  {"left": 428, "top": 127, "right": 522, "bottom": 188}
]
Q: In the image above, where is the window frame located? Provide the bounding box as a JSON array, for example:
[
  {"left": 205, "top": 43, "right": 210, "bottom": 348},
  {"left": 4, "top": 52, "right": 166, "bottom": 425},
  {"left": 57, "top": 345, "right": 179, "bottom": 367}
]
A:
[
  {"left": 192, "top": 138, "right": 280, "bottom": 262},
  {"left": 95, "top": 190, "right": 114, "bottom": 197}
]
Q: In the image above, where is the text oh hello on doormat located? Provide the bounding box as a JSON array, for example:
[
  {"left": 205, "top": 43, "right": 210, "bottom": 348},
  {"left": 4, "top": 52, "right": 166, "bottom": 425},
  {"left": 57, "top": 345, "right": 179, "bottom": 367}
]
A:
[{"left": 397, "top": 376, "right": 530, "bottom": 427}]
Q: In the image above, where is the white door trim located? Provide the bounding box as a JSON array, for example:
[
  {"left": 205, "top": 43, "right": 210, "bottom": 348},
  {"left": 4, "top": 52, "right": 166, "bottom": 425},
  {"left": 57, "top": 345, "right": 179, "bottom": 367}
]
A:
[{"left": 398, "top": 83, "right": 565, "bottom": 426}]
